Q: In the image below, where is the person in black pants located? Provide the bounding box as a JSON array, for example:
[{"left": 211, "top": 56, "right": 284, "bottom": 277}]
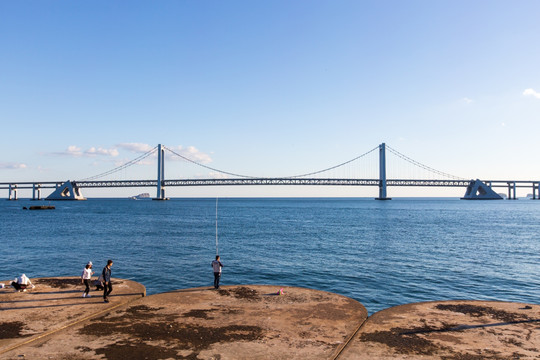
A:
[
  {"left": 102, "top": 260, "right": 113, "bottom": 303},
  {"left": 211, "top": 255, "right": 223, "bottom": 289},
  {"left": 81, "top": 262, "right": 94, "bottom": 298}
]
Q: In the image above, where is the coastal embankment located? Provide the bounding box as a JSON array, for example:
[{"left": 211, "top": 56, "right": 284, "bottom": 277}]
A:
[{"left": 0, "top": 278, "right": 538, "bottom": 359}]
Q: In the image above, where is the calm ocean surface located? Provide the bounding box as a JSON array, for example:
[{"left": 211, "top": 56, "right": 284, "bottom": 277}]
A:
[{"left": 1, "top": 198, "right": 539, "bottom": 314}]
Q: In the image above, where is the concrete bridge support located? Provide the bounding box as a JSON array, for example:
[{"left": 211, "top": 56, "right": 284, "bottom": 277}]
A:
[
  {"left": 507, "top": 181, "right": 517, "bottom": 200},
  {"left": 8, "top": 184, "right": 17, "bottom": 200},
  {"left": 375, "top": 143, "right": 391, "bottom": 200},
  {"left": 45, "top": 181, "right": 86, "bottom": 200},
  {"left": 32, "top": 184, "right": 42, "bottom": 201},
  {"left": 532, "top": 182, "right": 539, "bottom": 200},
  {"left": 461, "top": 180, "right": 503, "bottom": 200}
]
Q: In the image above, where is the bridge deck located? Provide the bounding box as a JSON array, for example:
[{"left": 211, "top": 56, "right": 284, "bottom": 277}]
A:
[{"left": 0, "top": 178, "right": 538, "bottom": 190}]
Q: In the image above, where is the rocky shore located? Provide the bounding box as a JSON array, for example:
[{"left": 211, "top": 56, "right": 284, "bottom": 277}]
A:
[{"left": 0, "top": 278, "right": 537, "bottom": 359}]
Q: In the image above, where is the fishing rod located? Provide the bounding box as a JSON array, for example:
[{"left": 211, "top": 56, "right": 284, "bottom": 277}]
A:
[{"left": 215, "top": 198, "right": 219, "bottom": 255}]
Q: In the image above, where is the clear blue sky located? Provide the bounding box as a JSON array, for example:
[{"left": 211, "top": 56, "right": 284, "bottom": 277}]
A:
[{"left": 1, "top": 1, "right": 539, "bottom": 197}]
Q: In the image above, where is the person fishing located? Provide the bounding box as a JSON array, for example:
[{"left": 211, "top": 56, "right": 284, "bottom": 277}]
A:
[{"left": 211, "top": 255, "right": 223, "bottom": 289}]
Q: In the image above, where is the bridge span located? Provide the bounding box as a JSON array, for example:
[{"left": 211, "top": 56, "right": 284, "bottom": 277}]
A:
[
  {"left": 2, "top": 178, "right": 538, "bottom": 200},
  {"left": 2, "top": 143, "right": 539, "bottom": 200}
]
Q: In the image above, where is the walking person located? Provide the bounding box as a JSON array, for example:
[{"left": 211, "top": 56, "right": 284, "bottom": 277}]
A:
[
  {"left": 211, "top": 255, "right": 223, "bottom": 289},
  {"left": 81, "top": 261, "right": 94, "bottom": 298},
  {"left": 102, "top": 260, "right": 113, "bottom": 303}
]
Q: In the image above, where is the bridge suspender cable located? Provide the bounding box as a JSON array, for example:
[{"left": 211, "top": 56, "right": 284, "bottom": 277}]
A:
[
  {"left": 164, "top": 145, "right": 380, "bottom": 179},
  {"left": 79, "top": 146, "right": 158, "bottom": 181},
  {"left": 385, "top": 145, "right": 466, "bottom": 180},
  {"left": 288, "top": 146, "right": 379, "bottom": 178},
  {"left": 73, "top": 143, "right": 379, "bottom": 186},
  {"left": 77, "top": 143, "right": 465, "bottom": 185},
  {"left": 164, "top": 146, "right": 254, "bottom": 178},
  {"left": 165, "top": 143, "right": 464, "bottom": 181}
]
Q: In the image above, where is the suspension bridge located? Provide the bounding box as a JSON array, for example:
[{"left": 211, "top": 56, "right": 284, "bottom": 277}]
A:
[{"left": 1, "top": 143, "right": 539, "bottom": 200}]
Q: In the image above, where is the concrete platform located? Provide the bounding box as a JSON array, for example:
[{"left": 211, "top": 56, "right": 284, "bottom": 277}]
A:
[
  {"left": 1, "top": 284, "right": 367, "bottom": 360},
  {"left": 3, "top": 279, "right": 537, "bottom": 360},
  {"left": 339, "top": 300, "right": 540, "bottom": 359},
  {"left": 0, "top": 277, "right": 146, "bottom": 358}
]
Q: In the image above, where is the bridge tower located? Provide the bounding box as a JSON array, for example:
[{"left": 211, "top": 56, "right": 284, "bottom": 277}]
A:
[
  {"left": 375, "top": 143, "right": 391, "bottom": 200},
  {"left": 153, "top": 144, "right": 169, "bottom": 200}
]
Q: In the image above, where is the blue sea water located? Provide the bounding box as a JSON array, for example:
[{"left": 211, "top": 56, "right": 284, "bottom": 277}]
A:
[{"left": 1, "top": 198, "right": 539, "bottom": 314}]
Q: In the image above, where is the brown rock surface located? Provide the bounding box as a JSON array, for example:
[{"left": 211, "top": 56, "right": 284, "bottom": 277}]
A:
[
  {"left": 338, "top": 300, "right": 540, "bottom": 359},
  {"left": 0, "top": 276, "right": 146, "bottom": 358},
  {"left": 1, "top": 285, "right": 367, "bottom": 360}
]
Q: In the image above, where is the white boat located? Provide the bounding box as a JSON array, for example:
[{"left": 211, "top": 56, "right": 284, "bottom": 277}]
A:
[{"left": 129, "top": 193, "right": 150, "bottom": 200}]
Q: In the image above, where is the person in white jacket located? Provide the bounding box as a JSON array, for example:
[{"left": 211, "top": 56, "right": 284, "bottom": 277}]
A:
[
  {"left": 11, "top": 274, "right": 34, "bottom": 292},
  {"left": 81, "top": 262, "right": 95, "bottom": 298}
]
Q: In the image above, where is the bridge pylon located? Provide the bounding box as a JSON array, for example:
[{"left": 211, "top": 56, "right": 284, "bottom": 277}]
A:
[
  {"left": 153, "top": 144, "right": 169, "bottom": 201},
  {"left": 375, "top": 143, "right": 391, "bottom": 200}
]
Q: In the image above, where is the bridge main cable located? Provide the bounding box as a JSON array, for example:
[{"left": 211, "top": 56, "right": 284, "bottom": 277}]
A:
[
  {"left": 78, "top": 146, "right": 158, "bottom": 181},
  {"left": 289, "top": 146, "right": 379, "bottom": 178},
  {"left": 385, "top": 145, "right": 466, "bottom": 180},
  {"left": 164, "top": 145, "right": 379, "bottom": 179},
  {"left": 163, "top": 146, "right": 255, "bottom": 178}
]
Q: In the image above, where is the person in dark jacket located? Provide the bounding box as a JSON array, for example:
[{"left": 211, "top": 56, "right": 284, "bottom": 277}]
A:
[{"left": 102, "top": 260, "right": 113, "bottom": 303}]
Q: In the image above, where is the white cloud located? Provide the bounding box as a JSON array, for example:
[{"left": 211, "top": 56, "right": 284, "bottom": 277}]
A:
[
  {"left": 462, "top": 97, "right": 474, "bottom": 104},
  {"left": 66, "top": 145, "right": 83, "bottom": 157},
  {"left": 85, "top": 147, "right": 119, "bottom": 157},
  {"left": 0, "top": 162, "right": 27, "bottom": 169},
  {"left": 51, "top": 143, "right": 211, "bottom": 167},
  {"left": 117, "top": 143, "right": 154, "bottom": 153},
  {"left": 523, "top": 88, "right": 540, "bottom": 99},
  {"left": 166, "top": 145, "right": 212, "bottom": 164},
  {"left": 115, "top": 143, "right": 212, "bottom": 163},
  {"left": 54, "top": 145, "right": 119, "bottom": 157}
]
